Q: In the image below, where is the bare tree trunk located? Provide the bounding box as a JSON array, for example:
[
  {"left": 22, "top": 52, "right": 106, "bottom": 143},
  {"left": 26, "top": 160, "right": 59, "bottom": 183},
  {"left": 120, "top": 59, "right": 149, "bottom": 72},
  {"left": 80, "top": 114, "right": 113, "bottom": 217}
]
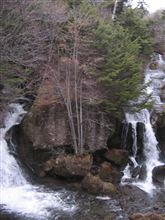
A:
[
  {"left": 66, "top": 60, "right": 78, "bottom": 154},
  {"left": 73, "top": 20, "right": 82, "bottom": 154},
  {"left": 112, "top": 0, "right": 119, "bottom": 20},
  {"left": 80, "top": 80, "right": 83, "bottom": 154}
]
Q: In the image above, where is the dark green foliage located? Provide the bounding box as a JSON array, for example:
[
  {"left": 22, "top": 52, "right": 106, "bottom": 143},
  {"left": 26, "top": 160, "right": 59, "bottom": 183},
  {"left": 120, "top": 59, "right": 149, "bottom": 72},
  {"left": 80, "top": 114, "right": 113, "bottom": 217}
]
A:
[
  {"left": 0, "top": 62, "right": 32, "bottom": 92},
  {"left": 117, "top": 8, "right": 153, "bottom": 56},
  {"left": 94, "top": 6, "right": 153, "bottom": 116},
  {"left": 65, "top": 0, "right": 83, "bottom": 8},
  {"left": 95, "top": 23, "right": 142, "bottom": 115}
]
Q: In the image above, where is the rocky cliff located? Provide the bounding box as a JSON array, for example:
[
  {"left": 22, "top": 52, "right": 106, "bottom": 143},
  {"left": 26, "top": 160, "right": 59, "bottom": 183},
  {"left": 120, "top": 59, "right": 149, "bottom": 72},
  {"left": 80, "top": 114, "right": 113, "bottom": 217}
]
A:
[
  {"left": 156, "top": 111, "right": 165, "bottom": 159},
  {"left": 21, "top": 64, "right": 116, "bottom": 153}
]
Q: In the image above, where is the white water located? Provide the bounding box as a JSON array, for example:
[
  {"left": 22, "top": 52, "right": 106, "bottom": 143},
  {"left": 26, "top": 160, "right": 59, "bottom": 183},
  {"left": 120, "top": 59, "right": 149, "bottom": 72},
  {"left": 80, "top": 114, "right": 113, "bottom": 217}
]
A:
[
  {"left": 122, "top": 54, "right": 165, "bottom": 193},
  {"left": 0, "top": 103, "right": 76, "bottom": 219}
]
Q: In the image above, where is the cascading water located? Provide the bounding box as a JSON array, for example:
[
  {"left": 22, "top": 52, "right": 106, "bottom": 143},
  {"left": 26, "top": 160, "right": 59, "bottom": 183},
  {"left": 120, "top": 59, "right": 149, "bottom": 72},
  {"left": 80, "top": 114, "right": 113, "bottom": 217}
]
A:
[
  {"left": 0, "top": 103, "right": 128, "bottom": 220},
  {"left": 122, "top": 54, "right": 165, "bottom": 193},
  {"left": 0, "top": 103, "right": 76, "bottom": 219}
]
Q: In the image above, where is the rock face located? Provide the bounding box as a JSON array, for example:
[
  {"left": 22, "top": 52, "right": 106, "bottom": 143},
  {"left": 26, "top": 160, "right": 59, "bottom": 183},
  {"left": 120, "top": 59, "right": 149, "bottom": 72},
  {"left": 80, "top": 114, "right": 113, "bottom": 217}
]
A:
[
  {"left": 152, "top": 165, "right": 165, "bottom": 186},
  {"left": 22, "top": 104, "right": 72, "bottom": 149},
  {"left": 156, "top": 113, "right": 165, "bottom": 159},
  {"left": 123, "top": 122, "right": 145, "bottom": 163},
  {"left": 44, "top": 154, "right": 93, "bottom": 178},
  {"left": 136, "top": 122, "right": 145, "bottom": 163},
  {"left": 103, "top": 149, "right": 129, "bottom": 167},
  {"left": 129, "top": 212, "right": 165, "bottom": 220},
  {"left": 22, "top": 103, "right": 114, "bottom": 151},
  {"left": 82, "top": 173, "right": 117, "bottom": 195},
  {"left": 21, "top": 75, "right": 115, "bottom": 152}
]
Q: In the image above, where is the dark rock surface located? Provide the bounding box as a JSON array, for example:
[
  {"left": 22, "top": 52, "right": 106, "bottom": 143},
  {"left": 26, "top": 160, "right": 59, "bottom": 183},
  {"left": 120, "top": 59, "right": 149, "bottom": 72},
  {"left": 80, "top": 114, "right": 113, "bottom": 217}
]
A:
[
  {"left": 21, "top": 75, "right": 116, "bottom": 153},
  {"left": 136, "top": 122, "right": 145, "bottom": 163},
  {"left": 81, "top": 173, "right": 117, "bottom": 195},
  {"left": 103, "top": 149, "right": 129, "bottom": 167},
  {"left": 124, "top": 122, "right": 134, "bottom": 155},
  {"left": 156, "top": 113, "right": 165, "bottom": 160},
  {"left": 22, "top": 102, "right": 114, "bottom": 151},
  {"left": 152, "top": 165, "right": 165, "bottom": 186}
]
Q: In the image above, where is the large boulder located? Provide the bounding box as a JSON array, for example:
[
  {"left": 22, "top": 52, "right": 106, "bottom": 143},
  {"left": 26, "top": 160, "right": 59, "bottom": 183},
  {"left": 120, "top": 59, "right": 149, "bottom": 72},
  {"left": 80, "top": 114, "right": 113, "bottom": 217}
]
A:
[
  {"left": 103, "top": 149, "right": 129, "bottom": 167},
  {"left": 21, "top": 73, "right": 115, "bottom": 152},
  {"left": 152, "top": 165, "right": 165, "bottom": 186},
  {"left": 81, "top": 173, "right": 117, "bottom": 195},
  {"left": 99, "top": 162, "right": 123, "bottom": 184},
  {"left": 44, "top": 154, "right": 93, "bottom": 178},
  {"left": 129, "top": 212, "right": 165, "bottom": 220}
]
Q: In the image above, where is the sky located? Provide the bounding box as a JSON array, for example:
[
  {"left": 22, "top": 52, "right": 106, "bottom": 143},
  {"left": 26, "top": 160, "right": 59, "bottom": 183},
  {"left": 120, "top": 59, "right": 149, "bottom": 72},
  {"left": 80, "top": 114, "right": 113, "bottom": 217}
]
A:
[{"left": 132, "top": 0, "right": 165, "bottom": 13}]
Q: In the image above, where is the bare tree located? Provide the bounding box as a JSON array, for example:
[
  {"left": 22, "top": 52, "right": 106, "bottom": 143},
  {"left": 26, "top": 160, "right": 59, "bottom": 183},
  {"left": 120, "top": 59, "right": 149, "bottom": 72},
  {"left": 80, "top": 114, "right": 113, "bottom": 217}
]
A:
[{"left": 44, "top": 5, "right": 97, "bottom": 154}]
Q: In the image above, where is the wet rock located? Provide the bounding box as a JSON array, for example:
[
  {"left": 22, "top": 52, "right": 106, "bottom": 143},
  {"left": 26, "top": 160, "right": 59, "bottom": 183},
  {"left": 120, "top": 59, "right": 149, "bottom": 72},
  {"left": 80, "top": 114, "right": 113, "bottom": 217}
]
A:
[
  {"left": 82, "top": 173, "right": 117, "bottom": 195},
  {"left": 136, "top": 122, "right": 145, "bottom": 163},
  {"left": 131, "top": 166, "right": 141, "bottom": 178},
  {"left": 123, "top": 122, "right": 145, "bottom": 162},
  {"left": 99, "top": 162, "right": 123, "bottom": 184},
  {"left": 107, "top": 120, "right": 123, "bottom": 149},
  {"left": 103, "top": 149, "right": 129, "bottom": 167},
  {"left": 149, "top": 61, "right": 159, "bottom": 70},
  {"left": 119, "top": 185, "right": 150, "bottom": 214},
  {"left": 34, "top": 164, "right": 46, "bottom": 177},
  {"left": 152, "top": 165, "right": 165, "bottom": 185},
  {"left": 156, "top": 113, "right": 165, "bottom": 160},
  {"left": 124, "top": 123, "right": 134, "bottom": 155},
  {"left": 129, "top": 212, "right": 165, "bottom": 220},
  {"left": 44, "top": 154, "right": 93, "bottom": 178},
  {"left": 138, "top": 164, "right": 147, "bottom": 181}
]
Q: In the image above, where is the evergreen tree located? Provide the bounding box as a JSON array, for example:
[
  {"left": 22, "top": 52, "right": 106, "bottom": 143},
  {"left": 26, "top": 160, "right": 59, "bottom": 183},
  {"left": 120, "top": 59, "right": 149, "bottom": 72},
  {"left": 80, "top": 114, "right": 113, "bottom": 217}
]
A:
[
  {"left": 117, "top": 8, "right": 153, "bottom": 56},
  {"left": 94, "top": 3, "right": 153, "bottom": 116},
  {"left": 95, "top": 22, "right": 143, "bottom": 115}
]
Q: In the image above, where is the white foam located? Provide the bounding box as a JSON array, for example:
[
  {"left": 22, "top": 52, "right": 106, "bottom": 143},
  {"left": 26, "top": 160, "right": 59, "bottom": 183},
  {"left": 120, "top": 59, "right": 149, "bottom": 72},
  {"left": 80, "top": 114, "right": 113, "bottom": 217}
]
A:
[
  {"left": 0, "top": 103, "right": 76, "bottom": 218},
  {"left": 122, "top": 54, "right": 165, "bottom": 193}
]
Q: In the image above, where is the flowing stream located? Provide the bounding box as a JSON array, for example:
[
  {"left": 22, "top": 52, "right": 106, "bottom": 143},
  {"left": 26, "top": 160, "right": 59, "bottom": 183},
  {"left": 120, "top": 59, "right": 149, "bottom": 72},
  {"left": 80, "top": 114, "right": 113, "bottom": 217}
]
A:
[
  {"left": 0, "top": 103, "right": 126, "bottom": 220},
  {"left": 122, "top": 54, "right": 165, "bottom": 193},
  {"left": 0, "top": 103, "right": 76, "bottom": 219}
]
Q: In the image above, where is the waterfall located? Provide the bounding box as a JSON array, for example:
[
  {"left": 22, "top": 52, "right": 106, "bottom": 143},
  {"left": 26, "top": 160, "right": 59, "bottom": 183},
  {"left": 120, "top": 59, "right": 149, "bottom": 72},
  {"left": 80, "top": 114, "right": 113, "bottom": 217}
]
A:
[
  {"left": 122, "top": 54, "right": 165, "bottom": 193},
  {"left": 0, "top": 103, "right": 76, "bottom": 219}
]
